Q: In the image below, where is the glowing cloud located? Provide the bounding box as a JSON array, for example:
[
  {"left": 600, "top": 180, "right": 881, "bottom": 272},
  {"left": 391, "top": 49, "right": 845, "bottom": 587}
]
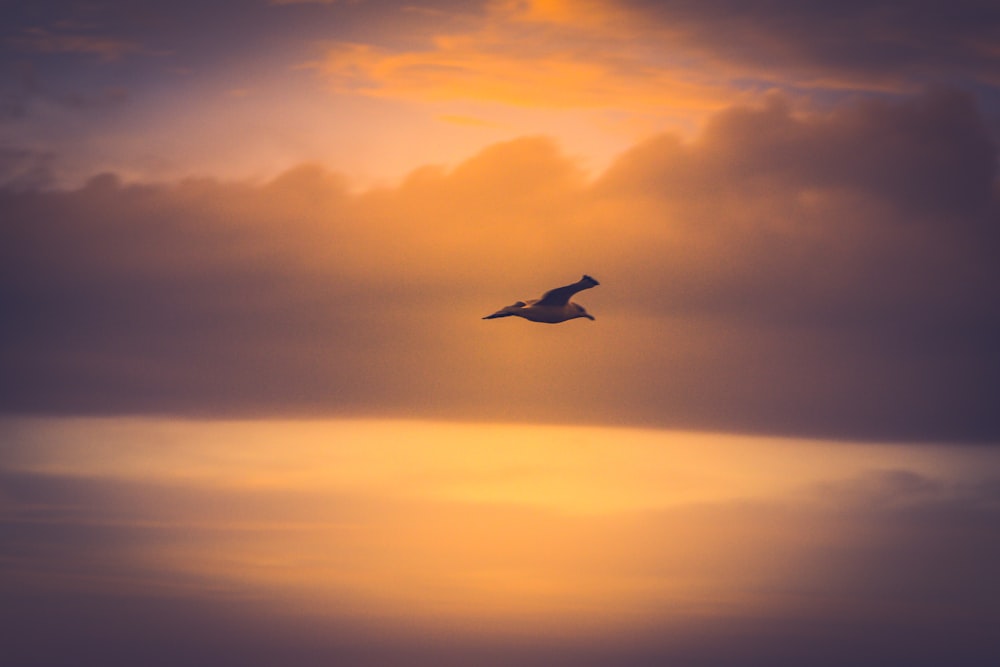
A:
[
  {"left": 315, "top": 0, "right": 735, "bottom": 115},
  {"left": 3, "top": 418, "right": 999, "bottom": 664},
  {"left": 2, "top": 91, "right": 998, "bottom": 441}
]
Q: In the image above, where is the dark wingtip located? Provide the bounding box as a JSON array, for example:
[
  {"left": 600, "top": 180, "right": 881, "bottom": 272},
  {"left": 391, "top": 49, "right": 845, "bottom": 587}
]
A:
[{"left": 583, "top": 274, "right": 600, "bottom": 286}]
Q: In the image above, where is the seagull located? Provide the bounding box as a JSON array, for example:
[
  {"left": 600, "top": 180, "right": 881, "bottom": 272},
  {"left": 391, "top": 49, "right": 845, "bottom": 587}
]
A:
[{"left": 483, "top": 275, "right": 599, "bottom": 323}]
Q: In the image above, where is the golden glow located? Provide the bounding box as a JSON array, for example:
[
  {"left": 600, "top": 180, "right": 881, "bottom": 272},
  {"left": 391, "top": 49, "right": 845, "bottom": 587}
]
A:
[
  {"left": 437, "top": 113, "right": 505, "bottom": 127},
  {"left": 508, "top": 0, "right": 613, "bottom": 27},
  {"left": 315, "top": 0, "right": 733, "bottom": 116},
  {"left": 6, "top": 418, "right": 996, "bottom": 640}
]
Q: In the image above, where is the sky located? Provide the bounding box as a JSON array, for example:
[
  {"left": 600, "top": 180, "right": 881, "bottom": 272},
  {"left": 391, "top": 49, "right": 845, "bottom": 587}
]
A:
[{"left": 2, "top": 1, "right": 1000, "bottom": 665}]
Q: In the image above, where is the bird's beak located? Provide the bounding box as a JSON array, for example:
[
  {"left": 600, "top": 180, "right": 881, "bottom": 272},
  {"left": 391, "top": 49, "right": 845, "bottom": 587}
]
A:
[{"left": 585, "top": 314, "right": 595, "bottom": 320}]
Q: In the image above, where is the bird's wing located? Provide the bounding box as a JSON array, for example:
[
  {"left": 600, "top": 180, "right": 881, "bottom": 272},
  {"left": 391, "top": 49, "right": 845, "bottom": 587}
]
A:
[
  {"left": 534, "top": 275, "right": 599, "bottom": 306},
  {"left": 482, "top": 301, "right": 527, "bottom": 319}
]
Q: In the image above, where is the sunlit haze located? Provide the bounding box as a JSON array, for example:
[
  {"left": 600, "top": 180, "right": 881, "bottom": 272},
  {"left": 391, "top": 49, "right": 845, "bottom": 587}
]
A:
[
  {"left": 2, "top": 1, "right": 1000, "bottom": 665},
  {"left": 4, "top": 418, "right": 999, "bottom": 665}
]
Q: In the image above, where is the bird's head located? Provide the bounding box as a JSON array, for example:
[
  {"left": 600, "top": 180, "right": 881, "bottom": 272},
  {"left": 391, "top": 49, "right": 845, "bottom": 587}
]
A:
[{"left": 574, "top": 304, "right": 595, "bottom": 320}]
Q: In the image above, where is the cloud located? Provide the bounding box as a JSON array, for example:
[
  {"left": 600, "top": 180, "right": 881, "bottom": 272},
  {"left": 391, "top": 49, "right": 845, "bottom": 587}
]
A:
[
  {"left": 2, "top": 420, "right": 999, "bottom": 666},
  {"left": 617, "top": 0, "right": 1000, "bottom": 88},
  {"left": 313, "top": 0, "right": 1000, "bottom": 114},
  {"left": 314, "top": 1, "right": 736, "bottom": 114},
  {"left": 0, "top": 56, "right": 130, "bottom": 136},
  {"left": 0, "top": 89, "right": 997, "bottom": 441},
  {"left": 0, "top": 147, "right": 55, "bottom": 189},
  {"left": 9, "top": 26, "right": 141, "bottom": 62}
]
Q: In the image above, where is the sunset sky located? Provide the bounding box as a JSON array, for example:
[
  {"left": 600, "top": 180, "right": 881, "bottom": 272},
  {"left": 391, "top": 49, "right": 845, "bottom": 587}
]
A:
[{"left": 2, "top": 1, "right": 1000, "bottom": 665}]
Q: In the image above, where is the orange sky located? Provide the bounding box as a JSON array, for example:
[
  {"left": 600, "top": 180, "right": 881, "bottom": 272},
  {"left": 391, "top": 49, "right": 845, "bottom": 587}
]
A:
[
  {"left": 4, "top": 95, "right": 998, "bottom": 440},
  {"left": 2, "top": 1, "right": 1000, "bottom": 665},
  {"left": 3, "top": 417, "right": 999, "bottom": 665},
  {"left": 5, "top": 0, "right": 999, "bottom": 188}
]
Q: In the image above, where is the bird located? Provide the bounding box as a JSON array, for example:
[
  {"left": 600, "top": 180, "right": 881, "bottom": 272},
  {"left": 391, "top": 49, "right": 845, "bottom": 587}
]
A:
[{"left": 483, "top": 275, "right": 599, "bottom": 323}]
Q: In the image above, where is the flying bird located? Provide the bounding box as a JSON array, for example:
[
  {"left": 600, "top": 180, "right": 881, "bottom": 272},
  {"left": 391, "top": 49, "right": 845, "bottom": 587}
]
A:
[{"left": 483, "top": 275, "right": 599, "bottom": 323}]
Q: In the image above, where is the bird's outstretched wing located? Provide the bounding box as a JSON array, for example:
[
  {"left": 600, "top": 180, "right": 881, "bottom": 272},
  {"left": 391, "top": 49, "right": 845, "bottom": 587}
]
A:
[
  {"left": 482, "top": 301, "right": 526, "bottom": 319},
  {"left": 535, "top": 275, "right": 600, "bottom": 306}
]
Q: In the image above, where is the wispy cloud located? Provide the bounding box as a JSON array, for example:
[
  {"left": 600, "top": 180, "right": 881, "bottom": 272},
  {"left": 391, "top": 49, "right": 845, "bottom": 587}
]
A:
[
  {"left": 314, "top": 1, "right": 736, "bottom": 114},
  {"left": 10, "top": 26, "right": 141, "bottom": 62},
  {"left": 313, "top": 0, "right": 1000, "bottom": 113}
]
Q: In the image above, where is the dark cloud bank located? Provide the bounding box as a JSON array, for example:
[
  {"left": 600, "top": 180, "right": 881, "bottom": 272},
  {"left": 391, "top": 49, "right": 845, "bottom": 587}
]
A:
[
  {"left": 2, "top": 89, "right": 998, "bottom": 442},
  {"left": 623, "top": 0, "right": 1000, "bottom": 87}
]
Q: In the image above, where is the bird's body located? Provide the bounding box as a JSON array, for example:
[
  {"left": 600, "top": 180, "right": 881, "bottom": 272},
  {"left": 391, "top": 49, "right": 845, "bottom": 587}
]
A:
[{"left": 483, "top": 275, "right": 599, "bottom": 323}]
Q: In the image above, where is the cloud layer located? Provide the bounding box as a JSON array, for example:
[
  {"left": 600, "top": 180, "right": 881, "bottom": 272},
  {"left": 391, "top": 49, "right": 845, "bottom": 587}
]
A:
[
  {"left": 2, "top": 89, "right": 998, "bottom": 441},
  {"left": 3, "top": 419, "right": 1000, "bottom": 666},
  {"left": 619, "top": 0, "right": 1000, "bottom": 87},
  {"left": 317, "top": 0, "right": 1000, "bottom": 109}
]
